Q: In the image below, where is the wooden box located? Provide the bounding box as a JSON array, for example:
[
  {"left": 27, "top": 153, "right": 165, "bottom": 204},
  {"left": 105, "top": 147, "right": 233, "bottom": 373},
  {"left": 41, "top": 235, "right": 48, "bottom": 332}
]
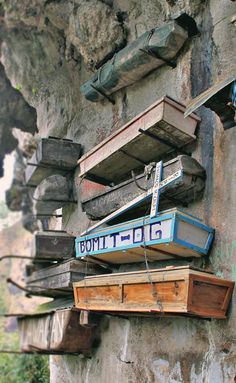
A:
[
  {"left": 81, "top": 21, "right": 188, "bottom": 102},
  {"left": 32, "top": 231, "right": 75, "bottom": 261},
  {"left": 18, "top": 309, "right": 96, "bottom": 354},
  {"left": 26, "top": 259, "right": 107, "bottom": 297},
  {"left": 185, "top": 76, "right": 236, "bottom": 130},
  {"left": 81, "top": 155, "right": 206, "bottom": 220},
  {"left": 76, "top": 209, "right": 214, "bottom": 264},
  {"left": 25, "top": 137, "right": 81, "bottom": 186},
  {"left": 78, "top": 96, "right": 200, "bottom": 185},
  {"left": 73, "top": 266, "right": 234, "bottom": 319}
]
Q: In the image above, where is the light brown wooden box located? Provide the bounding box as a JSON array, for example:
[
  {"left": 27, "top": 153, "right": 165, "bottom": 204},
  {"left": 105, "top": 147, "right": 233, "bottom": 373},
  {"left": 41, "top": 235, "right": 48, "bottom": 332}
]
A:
[
  {"left": 78, "top": 96, "right": 200, "bottom": 185},
  {"left": 73, "top": 266, "right": 234, "bottom": 319}
]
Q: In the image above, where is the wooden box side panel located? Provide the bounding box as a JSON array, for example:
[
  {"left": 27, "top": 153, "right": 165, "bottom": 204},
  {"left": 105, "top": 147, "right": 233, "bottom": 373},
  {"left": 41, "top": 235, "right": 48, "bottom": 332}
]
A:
[
  {"left": 74, "top": 280, "right": 188, "bottom": 313},
  {"left": 33, "top": 235, "right": 75, "bottom": 258},
  {"left": 176, "top": 219, "right": 210, "bottom": 250},
  {"left": 163, "top": 101, "right": 198, "bottom": 138},
  {"left": 19, "top": 311, "right": 95, "bottom": 353},
  {"left": 187, "top": 274, "right": 235, "bottom": 318},
  {"left": 41, "top": 139, "right": 81, "bottom": 168},
  {"left": 27, "top": 272, "right": 72, "bottom": 290},
  {"left": 18, "top": 315, "right": 51, "bottom": 352},
  {"left": 50, "top": 311, "right": 94, "bottom": 353}
]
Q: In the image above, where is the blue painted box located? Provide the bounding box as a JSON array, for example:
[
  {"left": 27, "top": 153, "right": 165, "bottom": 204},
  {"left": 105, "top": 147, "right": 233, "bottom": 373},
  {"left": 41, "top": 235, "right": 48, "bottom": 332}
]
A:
[{"left": 75, "top": 209, "right": 214, "bottom": 264}]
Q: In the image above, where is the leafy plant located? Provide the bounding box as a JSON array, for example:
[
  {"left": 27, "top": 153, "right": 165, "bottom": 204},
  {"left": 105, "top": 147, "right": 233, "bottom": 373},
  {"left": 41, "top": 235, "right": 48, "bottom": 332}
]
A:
[
  {"left": 0, "top": 354, "right": 49, "bottom": 383},
  {"left": 15, "top": 84, "right": 23, "bottom": 92}
]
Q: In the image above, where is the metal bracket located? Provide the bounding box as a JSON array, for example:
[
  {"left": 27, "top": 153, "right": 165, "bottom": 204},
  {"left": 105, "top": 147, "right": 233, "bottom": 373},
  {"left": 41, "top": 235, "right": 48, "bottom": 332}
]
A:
[
  {"left": 119, "top": 149, "right": 147, "bottom": 165},
  {"left": 138, "top": 128, "right": 191, "bottom": 156},
  {"left": 33, "top": 198, "right": 77, "bottom": 204},
  {"left": 27, "top": 162, "right": 74, "bottom": 172},
  {"left": 90, "top": 84, "right": 115, "bottom": 105}
]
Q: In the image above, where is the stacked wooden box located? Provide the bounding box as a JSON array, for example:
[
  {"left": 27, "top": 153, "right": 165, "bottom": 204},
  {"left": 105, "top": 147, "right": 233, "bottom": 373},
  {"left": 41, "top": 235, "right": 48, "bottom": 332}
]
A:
[
  {"left": 17, "top": 137, "right": 103, "bottom": 354},
  {"left": 73, "top": 95, "right": 234, "bottom": 319},
  {"left": 16, "top": 299, "right": 99, "bottom": 355}
]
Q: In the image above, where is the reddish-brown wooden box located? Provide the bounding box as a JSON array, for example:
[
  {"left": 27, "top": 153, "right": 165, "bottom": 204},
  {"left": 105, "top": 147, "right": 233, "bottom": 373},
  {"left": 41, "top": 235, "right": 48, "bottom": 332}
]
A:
[{"left": 73, "top": 266, "right": 234, "bottom": 319}]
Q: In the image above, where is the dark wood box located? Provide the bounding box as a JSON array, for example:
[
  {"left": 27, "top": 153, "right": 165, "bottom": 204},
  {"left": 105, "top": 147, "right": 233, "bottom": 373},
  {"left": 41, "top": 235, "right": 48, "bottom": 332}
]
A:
[
  {"left": 81, "top": 155, "right": 206, "bottom": 220},
  {"left": 32, "top": 231, "right": 75, "bottom": 261},
  {"left": 25, "top": 137, "right": 81, "bottom": 186},
  {"left": 26, "top": 259, "right": 107, "bottom": 297},
  {"left": 18, "top": 309, "right": 96, "bottom": 354}
]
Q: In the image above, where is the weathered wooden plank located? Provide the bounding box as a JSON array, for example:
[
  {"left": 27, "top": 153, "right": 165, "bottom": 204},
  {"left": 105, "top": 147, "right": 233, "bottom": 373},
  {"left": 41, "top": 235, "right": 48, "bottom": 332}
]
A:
[
  {"left": 78, "top": 96, "right": 200, "bottom": 185},
  {"left": 76, "top": 209, "right": 214, "bottom": 264},
  {"left": 32, "top": 231, "right": 75, "bottom": 261},
  {"left": 185, "top": 76, "right": 236, "bottom": 130},
  {"left": 26, "top": 259, "right": 108, "bottom": 297},
  {"left": 73, "top": 266, "right": 234, "bottom": 319},
  {"left": 81, "top": 155, "right": 205, "bottom": 220},
  {"left": 25, "top": 137, "right": 81, "bottom": 186},
  {"left": 18, "top": 309, "right": 98, "bottom": 354}
]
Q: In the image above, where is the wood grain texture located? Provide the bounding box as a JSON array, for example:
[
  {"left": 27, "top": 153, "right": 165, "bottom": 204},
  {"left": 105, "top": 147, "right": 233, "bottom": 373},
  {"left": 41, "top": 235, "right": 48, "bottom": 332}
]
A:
[
  {"left": 78, "top": 96, "right": 199, "bottom": 185},
  {"left": 18, "top": 309, "right": 97, "bottom": 354},
  {"left": 81, "top": 155, "right": 205, "bottom": 221},
  {"left": 32, "top": 231, "right": 75, "bottom": 261},
  {"left": 73, "top": 266, "right": 234, "bottom": 319},
  {"left": 25, "top": 138, "right": 81, "bottom": 186},
  {"left": 26, "top": 259, "right": 108, "bottom": 297}
]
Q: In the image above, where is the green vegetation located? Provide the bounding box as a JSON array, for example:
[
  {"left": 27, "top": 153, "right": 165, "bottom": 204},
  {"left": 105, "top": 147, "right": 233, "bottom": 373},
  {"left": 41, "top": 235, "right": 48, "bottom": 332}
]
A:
[
  {"left": 0, "top": 353, "right": 49, "bottom": 383},
  {"left": 15, "top": 84, "right": 23, "bottom": 92},
  {"left": 0, "top": 252, "right": 49, "bottom": 382}
]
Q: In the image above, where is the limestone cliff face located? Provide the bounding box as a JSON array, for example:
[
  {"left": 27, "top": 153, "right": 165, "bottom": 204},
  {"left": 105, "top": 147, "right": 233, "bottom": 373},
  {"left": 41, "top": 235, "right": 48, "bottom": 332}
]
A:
[
  {"left": 0, "top": 63, "right": 37, "bottom": 173},
  {"left": 0, "top": 0, "right": 236, "bottom": 382}
]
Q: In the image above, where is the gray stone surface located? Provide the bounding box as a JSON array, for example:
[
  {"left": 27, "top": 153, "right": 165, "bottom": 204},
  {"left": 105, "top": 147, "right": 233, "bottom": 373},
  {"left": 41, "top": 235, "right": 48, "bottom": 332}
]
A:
[
  {"left": 68, "top": 0, "right": 126, "bottom": 68},
  {"left": 0, "top": 0, "right": 236, "bottom": 382},
  {"left": 0, "top": 63, "right": 37, "bottom": 174}
]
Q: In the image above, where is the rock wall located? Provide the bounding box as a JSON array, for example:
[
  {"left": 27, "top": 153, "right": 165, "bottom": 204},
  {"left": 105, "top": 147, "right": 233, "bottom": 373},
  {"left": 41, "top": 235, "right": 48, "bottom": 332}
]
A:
[{"left": 1, "top": 0, "right": 236, "bottom": 382}]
